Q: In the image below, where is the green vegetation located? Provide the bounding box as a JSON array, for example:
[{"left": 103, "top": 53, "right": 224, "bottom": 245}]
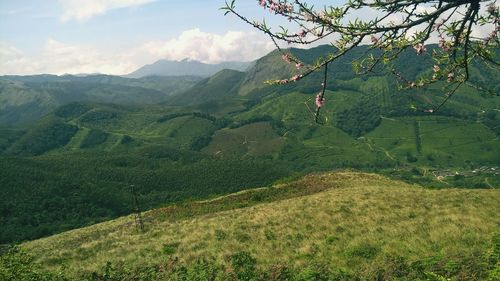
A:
[
  {"left": 0, "top": 152, "right": 289, "bottom": 243},
  {"left": 334, "top": 96, "right": 381, "bottom": 137},
  {"left": 0, "top": 246, "right": 67, "bottom": 281},
  {"left": 6, "top": 118, "right": 78, "bottom": 156},
  {"left": 0, "top": 44, "right": 498, "bottom": 264},
  {"left": 0, "top": 75, "right": 201, "bottom": 126},
  {"left": 15, "top": 172, "right": 500, "bottom": 280},
  {"left": 79, "top": 129, "right": 109, "bottom": 149}
]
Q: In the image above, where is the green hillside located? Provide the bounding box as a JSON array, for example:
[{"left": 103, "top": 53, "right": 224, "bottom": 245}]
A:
[
  {"left": 0, "top": 45, "right": 499, "bottom": 246},
  {"left": 0, "top": 151, "right": 290, "bottom": 243},
  {"left": 0, "top": 75, "right": 201, "bottom": 126},
  {"left": 15, "top": 172, "right": 500, "bottom": 280}
]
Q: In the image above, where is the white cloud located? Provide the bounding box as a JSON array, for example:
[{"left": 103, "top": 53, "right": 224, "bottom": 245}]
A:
[
  {"left": 0, "top": 29, "right": 276, "bottom": 75},
  {"left": 0, "top": 42, "right": 32, "bottom": 74},
  {"left": 139, "top": 28, "right": 275, "bottom": 63},
  {"left": 58, "top": 0, "right": 155, "bottom": 22},
  {"left": 0, "top": 40, "right": 137, "bottom": 75}
]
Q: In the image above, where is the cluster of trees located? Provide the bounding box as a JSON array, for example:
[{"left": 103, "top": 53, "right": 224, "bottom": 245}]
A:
[
  {"left": 0, "top": 152, "right": 290, "bottom": 243},
  {"left": 7, "top": 120, "right": 78, "bottom": 156},
  {"left": 157, "top": 112, "right": 217, "bottom": 123},
  {"left": 79, "top": 129, "right": 109, "bottom": 149},
  {"left": 335, "top": 97, "right": 381, "bottom": 137}
]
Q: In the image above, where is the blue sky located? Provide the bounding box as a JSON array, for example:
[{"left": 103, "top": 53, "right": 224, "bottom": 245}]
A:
[
  {"left": 0, "top": 0, "right": 334, "bottom": 75},
  {"left": 1, "top": 1, "right": 492, "bottom": 75}
]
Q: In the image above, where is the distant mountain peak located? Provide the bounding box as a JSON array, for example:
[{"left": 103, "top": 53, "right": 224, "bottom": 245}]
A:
[{"left": 125, "top": 59, "right": 251, "bottom": 78}]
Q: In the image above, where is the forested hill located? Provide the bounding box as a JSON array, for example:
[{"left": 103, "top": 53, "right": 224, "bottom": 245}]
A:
[
  {"left": 0, "top": 44, "right": 498, "bottom": 244},
  {"left": 0, "top": 75, "right": 202, "bottom": 126}
]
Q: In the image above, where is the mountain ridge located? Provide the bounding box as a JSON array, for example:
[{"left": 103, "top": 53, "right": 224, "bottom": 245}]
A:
[
  {"left": 125, "top": 59, "right": 252, "bottom": 78},
  {"left": 0, "top": 75, "right": 202, "bottom": 126},
  {"left": 0, "top": 44, "right": 498, "bottom": 245}
]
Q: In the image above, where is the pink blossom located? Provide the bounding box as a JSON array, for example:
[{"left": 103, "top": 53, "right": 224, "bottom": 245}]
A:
[
  {"left": 284, "top": 4, "right": 294, "bottom": 13},
  {"left": 487, "top": 3, "right": 497, "bottom": 16},
  {"left": 315, "top": 93, "right": 325, "bottom": 108},
  {"left": 413, "top": 43, "right": 426, "bottom": 55},
  {"left": 268, "top": 1, "right": 293, "bottom": 13},
  {"left": 259, "top": 0, "right": 266, "bottom": 7},
  {"left": 447, "top": 72, "right": 454, "bottom": 82},
  {"left": 295, "top": 63, "right": 302, "bottom": 70},
  {"left": 432, "top": 65, "right": 440, "bottom": 73},
  {"left": 282, "top": 54, "right": 291, "bottom": 63},
  {"left": 290, "top": 74, "right": 302, "bottom": 81},
  {"left": 279, "top": 79, "right": 289, "bottom": 84},
  {"left": 438, "top": 36, "right": 451, "bottom": 52},
  {"left": 302, "top": 12, "right": 313, "bottom": 21},
  {"left": 297, "top": 29, "right": 307, "bottom": 37},
  {"left": 432, "top": 19, "right": 445, "bottom": 31},
  {"left": 318, "top": 11, "right": 328, "bottom": 21},
  {"left": 485, "top": 29, "right": 498, "bottom": 43},
  {"left": 269, "top": 2, "right": 277, "bottom": 12}
]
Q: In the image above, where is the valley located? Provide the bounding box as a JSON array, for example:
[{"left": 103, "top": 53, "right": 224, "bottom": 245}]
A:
[{"left": 0, "top": 45, "right": 499, "bottom": 280}]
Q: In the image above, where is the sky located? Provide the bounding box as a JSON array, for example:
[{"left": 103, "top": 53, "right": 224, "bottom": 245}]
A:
[
  {"left": 1, "top": 1, "right": 492, "bottom": 76},
  {"left": 0, "top": 0, "right": 335, "bottom": 75}
]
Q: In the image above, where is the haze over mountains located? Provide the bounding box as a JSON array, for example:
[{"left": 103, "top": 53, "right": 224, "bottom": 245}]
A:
[
  {"left": 125, "top": 58, "right": 252, "bottom": 78},
  {"left": 0, "top": 58, "right": 254, "bottom": 126},
  {"left": 0, "top": 75, "right": 202, "bottom": 126}
]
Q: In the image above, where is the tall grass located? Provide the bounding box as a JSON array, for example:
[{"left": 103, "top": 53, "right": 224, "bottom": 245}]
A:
[{"left": 21, "top": 172, "right": 500, "bottom": 280}]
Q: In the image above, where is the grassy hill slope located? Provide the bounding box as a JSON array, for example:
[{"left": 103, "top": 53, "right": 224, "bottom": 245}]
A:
[{"left": 21, "top": 172, "right": 500, "bottom": 280}]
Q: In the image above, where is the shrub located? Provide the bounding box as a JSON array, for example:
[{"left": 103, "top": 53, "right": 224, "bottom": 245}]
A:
[
  {"left": 0, "top": 246, "right": 66, "bottom": 281},
  {"left": 80, "top": 129, "right": 109, "bottom": 148},
  {"left": 235, "top": 232, "right": 251, "bottom": 243},
  {"left": 214, "top": 229, "right": 227, "bottom": 241},
  {"left": 406, "top": 152, "right": 418, "bottom": 163},
  {"left": 120, "top": 135, "right": 134, "bottom": 145},
  {"left": 325, "top": 236, "right": 339, "bottom": 245},
  {"left": 261, "top": 264, "right": 292, "bottom": 281},
  {"left": 348, "top": 243, "right": 380, "bottom": 259},
  {"left": 162, "top": 242, "right": 180, "bottom": 255},
  {"left": 230, "top": 251, "right": 257, "bottom": 281},
  {"left": 291, "top": 264, "right": 335, "bottom": 281},
  {"left": 264, "top": 229, "right": 276, "bottom": 241},
  {"left": 54, "top": 102, "right": 91, "bottom": 119},
  {"left": 185, "top": 259, "right": 221, "bottom": 281}
]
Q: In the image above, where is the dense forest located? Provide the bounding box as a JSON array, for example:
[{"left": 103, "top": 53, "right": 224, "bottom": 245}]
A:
[{"left": 0, "top": 45, "right": 498, "bottom": 245}]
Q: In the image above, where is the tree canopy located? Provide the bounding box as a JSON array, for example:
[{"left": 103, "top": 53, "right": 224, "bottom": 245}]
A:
[{"left": 223, "top": 0, "right": 499, "bottom": 122}]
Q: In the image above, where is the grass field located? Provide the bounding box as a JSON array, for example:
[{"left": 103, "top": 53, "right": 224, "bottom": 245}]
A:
[
  {"left": 21, "top": 172, "right": 500, "bottom": 280},
  {"left": 366, "top": 116, "right": 500, "bottom": 166},
  {"left": 203, "top": 122, "right": 284, "bottom": 157}
]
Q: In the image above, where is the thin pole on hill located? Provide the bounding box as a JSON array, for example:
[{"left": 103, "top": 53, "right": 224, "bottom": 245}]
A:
[{"left": 130, "top": 184, "right": 145, "bottom": 233}]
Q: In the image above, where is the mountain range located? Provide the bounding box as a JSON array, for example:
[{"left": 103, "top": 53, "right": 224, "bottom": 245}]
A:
[
  {"left": 125, "top": 58, "right": 252, "bottom": 78},
  {"left": 0, "top": 74, "right": 202, "bottom": 126},
  {"left": 0, "top": 45, "right": 499, "bottom": 280},
  {"left": 0, "top": 43, "right": 500, "bottom": 249}
]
